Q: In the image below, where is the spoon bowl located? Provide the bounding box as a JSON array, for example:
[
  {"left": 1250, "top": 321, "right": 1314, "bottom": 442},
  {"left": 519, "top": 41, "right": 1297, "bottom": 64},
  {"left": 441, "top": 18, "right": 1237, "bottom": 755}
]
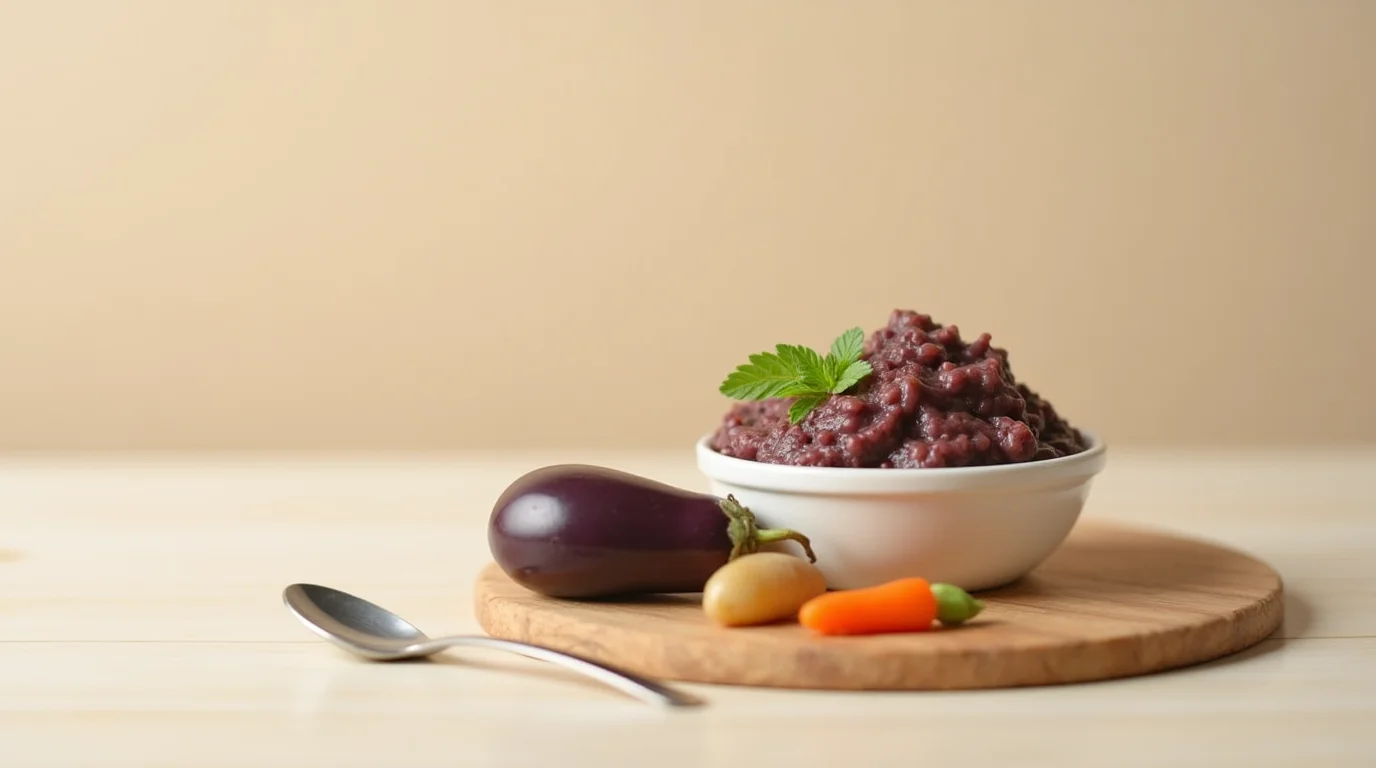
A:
[
  {"left": 284, "top": 583, "right": 430, "bottom": 658},
  {"left": 282, "top": 583, "right": 701, "bottom": 707}
]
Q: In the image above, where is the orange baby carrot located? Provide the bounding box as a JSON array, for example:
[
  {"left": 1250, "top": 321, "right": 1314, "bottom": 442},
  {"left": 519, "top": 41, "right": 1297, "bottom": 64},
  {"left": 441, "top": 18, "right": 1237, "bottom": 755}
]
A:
[
  {"left": 798, "top": 578, "right": 986, "bottom": 636},
  {"left": 798, "top": 577, "right": 938, "bottom": 636}
]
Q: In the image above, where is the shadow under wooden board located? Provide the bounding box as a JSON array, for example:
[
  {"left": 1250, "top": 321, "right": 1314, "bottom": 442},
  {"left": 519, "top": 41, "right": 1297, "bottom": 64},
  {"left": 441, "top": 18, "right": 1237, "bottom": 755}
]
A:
[{"left": 472, "top": 521, "right": 1284, "bottom": 690}]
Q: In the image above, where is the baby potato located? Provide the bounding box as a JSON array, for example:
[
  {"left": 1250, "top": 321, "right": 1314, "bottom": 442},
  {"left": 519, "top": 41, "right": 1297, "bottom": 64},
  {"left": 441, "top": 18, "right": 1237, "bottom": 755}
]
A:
[{"left": 702, "top": 552, "right": 829, "bottom": 627}]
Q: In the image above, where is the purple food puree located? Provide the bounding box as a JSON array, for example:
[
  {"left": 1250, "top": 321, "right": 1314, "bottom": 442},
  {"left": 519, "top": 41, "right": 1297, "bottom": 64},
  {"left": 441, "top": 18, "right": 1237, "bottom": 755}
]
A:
[{"left": 710, "top": 310, "right": 1088, "bottom": 468}]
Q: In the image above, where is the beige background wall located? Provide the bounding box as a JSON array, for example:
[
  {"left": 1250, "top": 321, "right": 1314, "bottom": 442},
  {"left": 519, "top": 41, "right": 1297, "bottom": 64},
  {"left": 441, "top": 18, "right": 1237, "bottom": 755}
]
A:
[{"left": 1, "top": 2, "right": 1372, "bottom": 452}]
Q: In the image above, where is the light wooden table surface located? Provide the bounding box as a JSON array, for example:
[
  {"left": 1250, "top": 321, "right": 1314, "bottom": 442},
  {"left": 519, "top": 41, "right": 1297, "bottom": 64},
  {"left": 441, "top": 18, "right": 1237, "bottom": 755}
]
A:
[{"left": 2, "top": 449, "right": 1373, "bottom": 767}]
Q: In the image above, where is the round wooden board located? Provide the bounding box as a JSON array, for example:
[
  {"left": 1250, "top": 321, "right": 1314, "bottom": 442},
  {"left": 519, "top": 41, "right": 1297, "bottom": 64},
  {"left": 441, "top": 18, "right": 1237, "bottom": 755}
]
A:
[{"left": 472, "top": 521, "right": 1284, "bottom": 690}]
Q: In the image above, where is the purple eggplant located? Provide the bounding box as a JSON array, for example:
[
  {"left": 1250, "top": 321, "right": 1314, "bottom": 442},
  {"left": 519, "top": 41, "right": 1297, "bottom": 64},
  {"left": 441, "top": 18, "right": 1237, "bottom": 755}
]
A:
[{"left": 487, "top": 464, "right": 816, "bottom": 599}]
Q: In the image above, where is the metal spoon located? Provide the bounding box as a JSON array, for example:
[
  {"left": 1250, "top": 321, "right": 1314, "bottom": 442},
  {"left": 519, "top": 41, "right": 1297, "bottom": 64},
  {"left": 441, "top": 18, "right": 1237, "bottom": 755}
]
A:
[{"left": 281, "top": 583, "right": 700, "bottom": 708}]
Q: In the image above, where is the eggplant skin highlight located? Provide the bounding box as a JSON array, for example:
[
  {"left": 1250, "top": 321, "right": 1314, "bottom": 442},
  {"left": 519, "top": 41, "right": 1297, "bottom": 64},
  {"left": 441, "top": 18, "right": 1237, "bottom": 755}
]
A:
[{"left": 487, "top": 464, "right": 815, "bottom": 599}]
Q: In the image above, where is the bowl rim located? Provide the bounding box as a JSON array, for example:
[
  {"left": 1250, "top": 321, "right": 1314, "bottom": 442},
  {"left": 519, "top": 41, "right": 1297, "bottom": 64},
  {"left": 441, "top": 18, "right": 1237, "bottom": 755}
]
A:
[{"left": 695, "top": 429, "right": 1107, "bottom": 494}]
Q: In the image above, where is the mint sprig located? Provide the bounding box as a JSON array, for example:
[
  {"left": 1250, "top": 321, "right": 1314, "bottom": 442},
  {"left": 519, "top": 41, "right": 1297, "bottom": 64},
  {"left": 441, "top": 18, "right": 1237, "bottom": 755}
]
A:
[{"left": 719, "top": 327, "right": 874, "bottom": 424}]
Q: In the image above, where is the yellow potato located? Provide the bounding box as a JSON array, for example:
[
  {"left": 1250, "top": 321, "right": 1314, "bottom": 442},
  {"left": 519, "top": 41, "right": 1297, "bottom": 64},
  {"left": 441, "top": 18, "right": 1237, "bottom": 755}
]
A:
[{"left": 702, "top": 552, "right": 829, "bottom": 627}]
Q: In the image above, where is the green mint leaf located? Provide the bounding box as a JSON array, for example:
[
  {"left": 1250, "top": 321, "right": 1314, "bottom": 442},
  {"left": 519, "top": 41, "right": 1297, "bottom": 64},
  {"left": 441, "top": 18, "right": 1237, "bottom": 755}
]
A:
[
  {"left": 719, "top": 325, "right": 874, "bottom": 417},
  {"left": 787, "top": 393, "right": 827, "bottom": 424},
  {"left": 719, "top": 351, "right": 805, "bottom": 400},
  {"left": 776, "top": 380, "right": 820, "bottom": 398},
  {"left": 829, "top": 327, "right": 866, "bottom": 366},
  {"left": 775, "top": 344, "right": 831, "bottom": 391},
  {"left": 831, "top": 359, "right": 873, "bottom": 394}
]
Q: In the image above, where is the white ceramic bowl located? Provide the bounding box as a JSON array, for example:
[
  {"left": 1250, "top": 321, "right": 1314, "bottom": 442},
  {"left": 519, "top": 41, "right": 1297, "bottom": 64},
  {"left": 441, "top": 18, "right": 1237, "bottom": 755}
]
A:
[{"left": 695, "top": 432, "right": 1107, "bottom": 592}]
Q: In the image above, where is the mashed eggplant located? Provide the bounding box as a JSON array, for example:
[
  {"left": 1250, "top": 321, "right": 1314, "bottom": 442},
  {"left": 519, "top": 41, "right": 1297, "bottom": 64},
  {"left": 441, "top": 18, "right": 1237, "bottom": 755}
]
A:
[{"left": 710, "top": 310, "right": 1087, "bottom": 468}]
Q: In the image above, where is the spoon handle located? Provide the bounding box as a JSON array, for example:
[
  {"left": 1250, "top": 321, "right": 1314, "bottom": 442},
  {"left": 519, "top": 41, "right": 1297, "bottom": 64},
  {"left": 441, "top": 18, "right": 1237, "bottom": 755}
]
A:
[{"left": 416, "top": 635, "right": 702, "bottom": 707}]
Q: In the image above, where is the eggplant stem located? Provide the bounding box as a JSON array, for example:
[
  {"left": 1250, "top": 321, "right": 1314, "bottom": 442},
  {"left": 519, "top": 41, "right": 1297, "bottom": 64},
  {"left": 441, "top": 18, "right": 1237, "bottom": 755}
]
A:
[
  {"left": 719, "top": 495, "right": 817, "bottom": 563},
  {"left": 754, "top": 527, "right": 817, "bottom": 562}
]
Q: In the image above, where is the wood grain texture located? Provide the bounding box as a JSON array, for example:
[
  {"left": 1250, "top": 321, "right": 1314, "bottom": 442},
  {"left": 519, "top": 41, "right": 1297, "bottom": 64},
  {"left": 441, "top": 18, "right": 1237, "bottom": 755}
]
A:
[{"left": 474, "top": 521, "right": 1285, "bottom": 690}]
